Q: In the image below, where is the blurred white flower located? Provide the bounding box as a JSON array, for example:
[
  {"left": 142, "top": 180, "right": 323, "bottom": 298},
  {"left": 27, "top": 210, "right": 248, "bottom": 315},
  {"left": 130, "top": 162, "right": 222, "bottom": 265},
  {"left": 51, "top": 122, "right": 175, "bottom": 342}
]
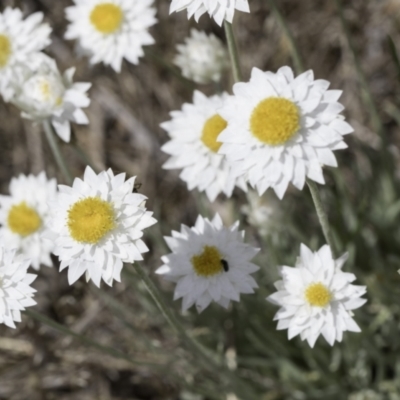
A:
[
  {"left": 348, "top": 390, "right": 383, "bottom": 400},
  {"left": 0, "top": 7, "right": 51, "bottom": 101},
  {"left": 0, "top": 173, "right": 57, "bottom": 270},
  {"left": 170, "top": 0, "right": 250, "bottom": 26},
  {"left": 0, "top": 246, "right": 37, "bottom": 328},
  {"left": 65, "top": 0, "right": 157, "bottom": 72},
  {"left": 50, "top": 167, "right": 157, "bottom": 287},
  {"left": 10, "top": 55, "right": 91, "bottom": 143},
  {"left": 219, "top": 66, "right": 353, "bottom": 199},
  {"left": 161, "top": 91, "right": 247, "bottom": 202},
  {"left": 174, "top": 29, "right": 229, "bottom": 84},
  {"left": 156, "top": 214, "right": 259, "bottom": 313},
  {"left": 267, "top": 244, "right": 367, "bottom": 348},
  {"left": 241, "top": 190, "right": 279, "bottom": 237}
]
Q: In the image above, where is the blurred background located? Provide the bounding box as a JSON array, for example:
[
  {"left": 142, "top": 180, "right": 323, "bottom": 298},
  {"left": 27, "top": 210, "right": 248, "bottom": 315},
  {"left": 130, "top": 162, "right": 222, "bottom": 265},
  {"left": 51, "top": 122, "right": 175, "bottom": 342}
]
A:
[{"left": 1, "top": 0, "right": 400, "bottom": 399}]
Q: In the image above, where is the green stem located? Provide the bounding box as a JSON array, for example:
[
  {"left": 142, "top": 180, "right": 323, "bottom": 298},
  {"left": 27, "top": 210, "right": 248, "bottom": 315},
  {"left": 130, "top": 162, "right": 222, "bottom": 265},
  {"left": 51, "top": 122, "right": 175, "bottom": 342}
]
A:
[
  {"left": 268, "top": 1, "right": 340, "bottom": 255},
  {"left": 224, "top": 21, "right": 242, "bottom": 83},
  {"left": 334, "top": 0, "right": 384, "bottom": 139},
  {"left": 130, "top": 263, "right": 219, "bottom": 366},
  {"left": 307, "top": 179, "right": 337, "bottom": 257},
  {"left": 129, "top": 264, "right": 258, "bottom": 399},
  {"left": 42, "top": 120, "right": 73, "bottom": 185},
  {"left": 268, "top": 0, "right": 305, "bottom": 74},
  {"left": 25, "top": 309, "right": 160, "bottom": 367}
]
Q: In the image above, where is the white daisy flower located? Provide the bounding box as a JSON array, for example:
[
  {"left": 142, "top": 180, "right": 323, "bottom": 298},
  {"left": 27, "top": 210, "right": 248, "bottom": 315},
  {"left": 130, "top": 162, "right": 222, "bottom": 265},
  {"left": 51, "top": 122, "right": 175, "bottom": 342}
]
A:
[
  {"left": 156, "top": 214, "right": 259, "bottom": 313},
  {"left": 170, "top": 0, "right": 250, "bottom": 26},
  {"left": 10, "top": 54, "right": 91, "bottom": 143},
  {"left": 65, "top": 0, "right": 157, "bottom": 72},
  {"left": 50, "top": 166, "right": 157, "bottom": 287},
  {"left": 0, "top": 172, "right": 57, "bottom": 270},
  {"left": 174, "top": 29, "right": 229, "bottom": 85},
  {"left": 0, "top": 7, "right": 51, "bottom": 101},
  {"left": 161, "top": 91, "right": 247, "bottom": 202},
  {"left": 0, "top": 246, "right": 37, "bottom": 329},
  {"left": 267, "top": 244, "right": 367, "bottom": 348},
  {"left": 218, "top": 66, "right": 354, "bottom": 199}
]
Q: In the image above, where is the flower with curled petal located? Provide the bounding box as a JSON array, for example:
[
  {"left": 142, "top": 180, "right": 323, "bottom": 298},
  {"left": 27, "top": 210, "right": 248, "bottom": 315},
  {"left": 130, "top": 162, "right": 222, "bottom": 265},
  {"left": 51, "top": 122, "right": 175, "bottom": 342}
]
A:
[{"left": 10, "top": 54, "right": 91, "bottom": 143}]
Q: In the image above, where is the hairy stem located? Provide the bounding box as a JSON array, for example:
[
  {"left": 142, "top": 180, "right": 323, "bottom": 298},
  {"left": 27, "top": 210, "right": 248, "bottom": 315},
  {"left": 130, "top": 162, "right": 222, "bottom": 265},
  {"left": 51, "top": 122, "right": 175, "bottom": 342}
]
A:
[
  {"left": 42, "top": 120, "right": 73, "bottom": 185},
  {"left": 224, "top": 21, "right": 242, "bottom": 83},
  {"left": 307, "top": 179, "right": 337, "bottom": 257},
  {"left": 268, "top": 0, "right": 305, "bottom": 74}
]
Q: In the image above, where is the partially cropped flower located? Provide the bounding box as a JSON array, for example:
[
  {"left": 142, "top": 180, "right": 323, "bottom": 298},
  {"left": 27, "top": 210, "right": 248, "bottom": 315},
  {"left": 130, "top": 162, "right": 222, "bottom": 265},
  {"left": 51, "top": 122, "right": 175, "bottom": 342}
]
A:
[
  {"left": 10, "top": 54, "right": 91, "bottom": 142},
  {"left": 0, "top": 172, "right": 57, "bottom": 270},
  {"left": 170, "top": 0, "right": 250, "bottom": 26},
  {"left": 267, "top": 244, "right": 367, "bottom": 348},
  {"left": 174, "top": 29, "right": 229, "bottom": 84},
  {"left": 156, "top": 214, "right": 259, "bottom": 313},
  {"left": 65, "top": 0, "right": 157, "bottom": 72},
  {"left": 50, "top": 166, "right": 157, "bottom": 287},
  {"left": 0, "top": 7, "right": 51, "bottom": 101},
  {"left": 161, "top": 91, "right": 247, "bottom": 202},
  {"left": 0, "top": 246, "right": 37, "bottom": 328},
  {"left": 219, "top": 66, "right": 353, "bottom": 199}
]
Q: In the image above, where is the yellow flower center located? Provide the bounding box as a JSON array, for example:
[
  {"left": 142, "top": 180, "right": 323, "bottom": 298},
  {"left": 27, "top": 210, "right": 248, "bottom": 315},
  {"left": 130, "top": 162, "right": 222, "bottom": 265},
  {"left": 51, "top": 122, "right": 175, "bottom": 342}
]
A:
[
  {"left": 191, "top": 245, "right": 224, "bottom": 277},
  {"left": 201, "top": 114, "right": 227, "bottom": 153},
  {"left": 250, "top": 97, "right": 300, "bottom": 145},
  {"left": 90, "top": 3, "right": 123, "bottom": 34},
  {"left": 305, "top": 282, "right": 332, "bottom": 307},
  {"left": 67, "top": 197, "right": 115, "bottom": 244},
  {"left": 0, "top": 34, "right": 12, "bottom": 68},
  {"left": 8, "top": 202, "right": 42, "bottom": 237}
]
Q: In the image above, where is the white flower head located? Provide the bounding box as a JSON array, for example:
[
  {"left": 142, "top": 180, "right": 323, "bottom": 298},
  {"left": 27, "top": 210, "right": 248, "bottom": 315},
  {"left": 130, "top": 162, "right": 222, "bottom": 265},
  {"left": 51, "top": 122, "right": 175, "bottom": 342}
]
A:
[
  {"left": 156, "top": 214, "right": 259, "bottom": 313},
  {"left": 174, "top": 29, "right": 229, "bottom": 85},
  {"left": 0, "top": 246, "right": 37, "bottom": 328},
  {"left": 65, "top": 0, "right": 157, "bottom": 72},
  {"left": 0, "top": 7, "right": 51, "bottom": 101},
  {"left": 170, "top": 0, "right": 250, "bottom": 26},
  {"left": 50, "top": 166, "right": 157, "bottom": 287},
  {"left": 10, "top": 54, "right": 91, "bottom": 143},
  {"left": 267, "top": 244, "right": 367, "bottom": 348},
  {"left": 0, "top": 172, "right": 57, "bottom": 270},
  {"left": 161, "top": 91, "right": 247, "bottom": 202},
  {"left": 219, "top": 66, "right": 354, "bottom": 199}
]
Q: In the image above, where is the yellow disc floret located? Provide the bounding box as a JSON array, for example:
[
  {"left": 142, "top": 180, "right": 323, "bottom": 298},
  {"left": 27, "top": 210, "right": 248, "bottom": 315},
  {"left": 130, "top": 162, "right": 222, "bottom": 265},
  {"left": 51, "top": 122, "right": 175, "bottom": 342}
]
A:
[
  {"left": 67, "top": 197, "right": 115, "bottom": 244},
  {"left": 191, "top": 245, "right": 224, "bottom": 277},
  {"left": 8, "top": 202, "right": 42, "bottom": 236},
  {"left": 0, "top": 34, "right": 12, "bottom": 68},
  {"left": 201, "top": 114, "right": 228, "bottom": 153},
  {"left": 90, "top": 3, "right": 123, "bottom": 34},
  {"left": 305, "top": 282, "right": 332, "bottom": 307},
  {"left": 250, "top": 97, "right": 300, "bottom": 146}
]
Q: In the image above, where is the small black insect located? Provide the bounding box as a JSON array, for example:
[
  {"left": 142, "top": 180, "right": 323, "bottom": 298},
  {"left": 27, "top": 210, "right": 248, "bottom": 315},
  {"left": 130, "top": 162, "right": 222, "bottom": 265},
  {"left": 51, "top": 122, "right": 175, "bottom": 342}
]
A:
[
  {"left": 133, "top": 182, "right": 142, "bottom": 193},
  {"left": 221, "top": 259, "right": 229, "bottom": 272}
]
